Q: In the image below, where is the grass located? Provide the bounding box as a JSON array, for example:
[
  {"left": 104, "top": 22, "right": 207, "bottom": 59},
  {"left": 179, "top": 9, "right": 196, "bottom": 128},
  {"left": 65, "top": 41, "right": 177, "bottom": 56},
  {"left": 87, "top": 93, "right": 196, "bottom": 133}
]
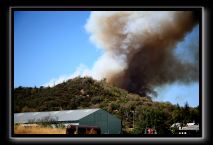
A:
[{"left": 14, "top": 125, "right": 66, "bottom": 134}]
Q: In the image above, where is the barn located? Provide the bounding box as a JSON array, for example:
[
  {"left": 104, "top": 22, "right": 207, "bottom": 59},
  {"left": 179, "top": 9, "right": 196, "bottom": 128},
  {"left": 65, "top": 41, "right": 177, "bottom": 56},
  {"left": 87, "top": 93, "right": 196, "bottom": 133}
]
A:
[{"left": 14, "top": 108, "right": 121, "bottom": 134}]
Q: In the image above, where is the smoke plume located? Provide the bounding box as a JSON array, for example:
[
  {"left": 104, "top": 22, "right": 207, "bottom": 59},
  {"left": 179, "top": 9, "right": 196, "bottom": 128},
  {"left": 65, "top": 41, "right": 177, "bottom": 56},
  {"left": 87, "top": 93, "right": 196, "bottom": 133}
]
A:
[{"left": 84, "top": 11, "right": 199, "bottom": 96}]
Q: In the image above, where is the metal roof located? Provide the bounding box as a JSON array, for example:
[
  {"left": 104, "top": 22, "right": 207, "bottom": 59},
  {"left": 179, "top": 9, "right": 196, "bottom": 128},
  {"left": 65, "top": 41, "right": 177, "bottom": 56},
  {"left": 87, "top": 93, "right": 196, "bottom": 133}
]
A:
[
  {"left": 180, "top": 125, "right": 199, "bottom": 131},
  {"left": 14, "top": 108, "right": 100, "bottom": 123}
]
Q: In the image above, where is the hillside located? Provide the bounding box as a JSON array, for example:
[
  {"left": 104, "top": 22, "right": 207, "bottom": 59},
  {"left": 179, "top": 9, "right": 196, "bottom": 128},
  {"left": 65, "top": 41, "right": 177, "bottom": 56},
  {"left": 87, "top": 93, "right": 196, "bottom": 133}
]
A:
[{"left": 14, "top": 76, "right": 199, "bottom": 134}]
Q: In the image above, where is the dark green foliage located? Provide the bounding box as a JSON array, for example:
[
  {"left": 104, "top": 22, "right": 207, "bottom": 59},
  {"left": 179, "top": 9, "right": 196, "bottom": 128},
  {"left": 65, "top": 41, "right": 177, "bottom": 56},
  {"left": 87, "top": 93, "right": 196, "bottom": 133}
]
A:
[
  {"left": 14, "top": 76, "right": 200, "bottom": 134},
  {"left": 133, "top": 106, "right": 172, "bottom": 134}
]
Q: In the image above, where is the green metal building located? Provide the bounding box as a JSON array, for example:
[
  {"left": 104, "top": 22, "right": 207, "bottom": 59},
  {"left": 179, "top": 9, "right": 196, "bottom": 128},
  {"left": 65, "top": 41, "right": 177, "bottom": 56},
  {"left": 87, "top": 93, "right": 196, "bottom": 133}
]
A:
[{"left": 14, "top": 108, "right": 121, "bottom": 134}]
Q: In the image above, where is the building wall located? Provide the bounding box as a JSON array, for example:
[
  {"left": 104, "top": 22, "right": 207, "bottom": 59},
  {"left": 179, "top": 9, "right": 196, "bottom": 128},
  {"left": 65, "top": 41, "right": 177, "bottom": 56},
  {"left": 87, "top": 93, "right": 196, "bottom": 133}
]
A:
[
  {"left": 79, "top": 109, "right": 121, "bottom": 134},
  {"left": 107, "top": 110, "right": 121, "bottom": 134}
]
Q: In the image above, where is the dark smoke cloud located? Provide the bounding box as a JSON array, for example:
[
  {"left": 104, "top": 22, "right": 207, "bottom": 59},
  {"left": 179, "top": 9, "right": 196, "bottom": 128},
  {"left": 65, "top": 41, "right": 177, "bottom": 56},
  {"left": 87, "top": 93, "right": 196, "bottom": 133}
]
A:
[{"left": 85, "top": 11, "right": 199, "bottom": 96}]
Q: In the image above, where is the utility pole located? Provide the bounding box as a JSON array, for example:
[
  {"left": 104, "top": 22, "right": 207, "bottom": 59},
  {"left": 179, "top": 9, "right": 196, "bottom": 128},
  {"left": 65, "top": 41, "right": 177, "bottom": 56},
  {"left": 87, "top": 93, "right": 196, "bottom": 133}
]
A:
[{"left": 131, "top": 110, "right": 135, "bottom": 129}]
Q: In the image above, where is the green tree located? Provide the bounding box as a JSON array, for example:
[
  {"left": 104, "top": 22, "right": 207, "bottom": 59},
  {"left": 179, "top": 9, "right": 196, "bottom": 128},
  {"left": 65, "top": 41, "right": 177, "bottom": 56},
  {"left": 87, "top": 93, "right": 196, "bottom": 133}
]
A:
[
  {"left": 133, "top": 106, "right": 171, "bottom": 134},
  {"left": 182, "top": 102, "right": 190, "bottom": 124}
]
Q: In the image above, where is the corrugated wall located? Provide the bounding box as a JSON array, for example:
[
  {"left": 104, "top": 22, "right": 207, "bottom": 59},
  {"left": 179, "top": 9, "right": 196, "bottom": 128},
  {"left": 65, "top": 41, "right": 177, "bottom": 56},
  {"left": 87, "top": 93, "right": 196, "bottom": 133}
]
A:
[{"left": 79, "top": 109, "right": 121, "bottom": 134}]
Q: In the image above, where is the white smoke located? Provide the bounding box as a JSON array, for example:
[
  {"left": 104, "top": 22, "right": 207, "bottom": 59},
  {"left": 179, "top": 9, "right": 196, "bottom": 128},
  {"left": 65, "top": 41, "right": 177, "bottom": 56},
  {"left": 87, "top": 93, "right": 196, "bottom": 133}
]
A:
[{"left": 43, "top": 64, "right": 90, "bottom": 87}]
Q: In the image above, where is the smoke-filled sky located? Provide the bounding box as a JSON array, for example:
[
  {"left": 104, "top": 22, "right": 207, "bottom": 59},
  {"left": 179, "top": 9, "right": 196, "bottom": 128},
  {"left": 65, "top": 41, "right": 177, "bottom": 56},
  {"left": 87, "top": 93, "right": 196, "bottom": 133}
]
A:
[{"left": 14, "top": 11, "right": 199, "bottom": 107}]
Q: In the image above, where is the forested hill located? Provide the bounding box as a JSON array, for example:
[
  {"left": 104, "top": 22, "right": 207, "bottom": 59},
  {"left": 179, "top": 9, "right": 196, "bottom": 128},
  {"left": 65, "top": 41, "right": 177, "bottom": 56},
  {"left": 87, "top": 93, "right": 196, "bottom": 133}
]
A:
[
  {"left": 14, "top": 76, "right": 199, "bottom": 134},
  {"left": 14, "top": 76, "right": 151, "bottom": 112}
]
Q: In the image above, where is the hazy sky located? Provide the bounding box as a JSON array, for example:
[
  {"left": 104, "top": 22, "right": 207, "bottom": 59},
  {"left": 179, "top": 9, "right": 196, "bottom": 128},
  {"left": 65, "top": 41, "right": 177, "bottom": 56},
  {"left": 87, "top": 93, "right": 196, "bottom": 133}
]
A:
[{"left": 14, "top": 11, "right": 199, "bottom": 107}]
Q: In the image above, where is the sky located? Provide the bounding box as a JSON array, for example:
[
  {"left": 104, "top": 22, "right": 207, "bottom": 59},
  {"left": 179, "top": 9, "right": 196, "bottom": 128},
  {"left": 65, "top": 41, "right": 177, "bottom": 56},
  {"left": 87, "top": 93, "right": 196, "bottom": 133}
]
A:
[
  {"left": 14, "top": 11, "right": 200, "bottom": 107},
  {"left": 15, "top": 11, "right": 102, "bottom": 87}
]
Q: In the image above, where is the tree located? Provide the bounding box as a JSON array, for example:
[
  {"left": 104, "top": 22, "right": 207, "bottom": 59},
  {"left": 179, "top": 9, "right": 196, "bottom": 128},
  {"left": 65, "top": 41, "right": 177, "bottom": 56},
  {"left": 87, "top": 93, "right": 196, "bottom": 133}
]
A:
[
  {"left": 182, "top": 102, "right": 190, "bottom": 124},
  {"left": 133, "top": 106, "right": 171, "bottom": 134}
]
